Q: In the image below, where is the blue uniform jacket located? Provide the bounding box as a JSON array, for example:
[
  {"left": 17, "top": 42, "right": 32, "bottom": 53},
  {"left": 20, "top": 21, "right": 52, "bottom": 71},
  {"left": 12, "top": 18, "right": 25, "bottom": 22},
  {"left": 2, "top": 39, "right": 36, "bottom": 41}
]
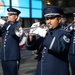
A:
[
  {"left": 69, "top": 30, "right": 75, "bottom": 55},
  {"left": 26, "top": 26, "right": 71, "bottom": 75},
  {"left": 0, "top": 21, "right": 20, "bottom": 60},
  {"left": 65, "top": 25, "right": 75, "bottom": 55}
]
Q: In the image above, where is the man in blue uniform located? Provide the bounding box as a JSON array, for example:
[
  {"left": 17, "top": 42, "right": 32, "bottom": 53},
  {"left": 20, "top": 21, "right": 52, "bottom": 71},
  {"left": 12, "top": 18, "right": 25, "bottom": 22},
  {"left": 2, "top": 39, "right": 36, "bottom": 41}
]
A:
[
  {"left": 25, "top": 6, "right": 71, "bottom": 75},
  {"left": 68, "top": 10, "right": 75, "bottom": 75},
  {"left": 0, "top": 8, "right": 22, "bottom": 75},
  {"left": 60, "top": 16, "right": 68, "bottom": 30}
]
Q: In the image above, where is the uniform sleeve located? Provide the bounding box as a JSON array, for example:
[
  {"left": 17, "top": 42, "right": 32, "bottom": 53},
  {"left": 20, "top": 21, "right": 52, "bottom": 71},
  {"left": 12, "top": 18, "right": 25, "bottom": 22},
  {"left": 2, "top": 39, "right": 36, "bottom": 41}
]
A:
[
  {"left": 25, "top": 36, "right": 37, "bottom": 50},
  {"left": 0, "top": 24, "right": 7, "bottom": 37},
  {"left": 48, "top": 32, "right": 71, "bottom": 53},
  {"left": 25, "top": 35, "right": 43, "bottom": 50}
]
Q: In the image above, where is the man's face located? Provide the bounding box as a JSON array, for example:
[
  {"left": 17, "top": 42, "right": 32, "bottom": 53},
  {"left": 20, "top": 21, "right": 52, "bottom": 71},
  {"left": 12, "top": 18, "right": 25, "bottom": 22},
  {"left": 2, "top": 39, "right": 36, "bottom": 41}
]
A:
[
  {"left": 74, "top": 16, "right": 75, "bottom": 21},
  {"left": 61, "top": 18, "right": 66, "bottom": 24},
  {"left": 45, "top": 16, "right": 61, "bottom": 29},
  {"left": 7, "top": 14, "right": 17, "bottom": 23}
]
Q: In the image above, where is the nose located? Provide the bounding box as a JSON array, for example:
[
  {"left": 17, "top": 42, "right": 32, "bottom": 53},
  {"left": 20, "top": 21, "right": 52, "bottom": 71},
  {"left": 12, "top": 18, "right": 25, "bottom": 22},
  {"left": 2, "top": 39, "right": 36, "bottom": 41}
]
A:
[
  {"left": 46, "top": 19, "right": 51, "bottom": 26},
  {"left": 46, "top": 19, "right": 51, "bottom": 23}
]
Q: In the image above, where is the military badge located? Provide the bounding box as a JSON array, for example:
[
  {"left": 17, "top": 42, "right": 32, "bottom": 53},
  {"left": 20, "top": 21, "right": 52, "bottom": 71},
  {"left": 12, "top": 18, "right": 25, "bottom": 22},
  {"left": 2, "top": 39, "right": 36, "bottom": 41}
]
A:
[{"left": 63, "top": 35, "right": 70, "bottom": 43}]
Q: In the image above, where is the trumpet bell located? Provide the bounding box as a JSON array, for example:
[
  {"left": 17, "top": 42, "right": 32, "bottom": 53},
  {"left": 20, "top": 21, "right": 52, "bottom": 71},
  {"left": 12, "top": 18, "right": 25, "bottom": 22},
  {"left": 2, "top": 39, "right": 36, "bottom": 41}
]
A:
[{"left": 15, "top": 23, "right": 23, "bottom": 37}]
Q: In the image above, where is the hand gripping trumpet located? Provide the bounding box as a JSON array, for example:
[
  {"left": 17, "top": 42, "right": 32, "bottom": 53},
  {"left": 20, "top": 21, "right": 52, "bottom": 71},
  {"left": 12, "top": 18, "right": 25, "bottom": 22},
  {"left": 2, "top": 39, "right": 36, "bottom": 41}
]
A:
[
  {"left": 66, "top": 20, "right": 75, "bottom": 31},
  {"left": 15, "top": 23, "right": 48, "bottom": 37},
  {"left": 0, "top": 19, "right": 6, "bottom": 27},
  {"left": 71, "top": 20, "right": 75, "bottom": 30}
]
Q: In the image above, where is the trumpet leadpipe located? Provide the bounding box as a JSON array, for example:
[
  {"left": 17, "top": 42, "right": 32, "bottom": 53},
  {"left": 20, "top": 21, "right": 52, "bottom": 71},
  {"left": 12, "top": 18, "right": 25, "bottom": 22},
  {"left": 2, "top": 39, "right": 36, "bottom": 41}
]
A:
[
  {"left": 15, "top": 23, "right": 48, "bottom": 36},
  {"left": 23, "top": 24, "right": 47, "bottom": 31}
]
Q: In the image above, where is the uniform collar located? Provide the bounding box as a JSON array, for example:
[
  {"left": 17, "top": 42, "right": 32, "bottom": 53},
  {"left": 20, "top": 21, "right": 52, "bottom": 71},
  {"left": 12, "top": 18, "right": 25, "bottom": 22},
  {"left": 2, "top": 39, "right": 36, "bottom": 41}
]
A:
[
  {"left": 49, "top": 25, "right": 60, "bottom": 31},
  {"left": 49, "top": 25, "right": 60, "bottom": 35},
  {"left": 8, "top": 21, "right": 18, "bottom": 25}
]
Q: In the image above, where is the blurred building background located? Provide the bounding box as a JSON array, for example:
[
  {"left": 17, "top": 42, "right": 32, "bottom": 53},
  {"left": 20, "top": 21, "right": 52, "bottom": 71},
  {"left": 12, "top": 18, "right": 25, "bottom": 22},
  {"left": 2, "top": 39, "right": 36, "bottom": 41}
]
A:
[
  {"left": 0, "top": 0, "right": 75, "bottom": 27},
  {"left": 43, "top": 0, "right": 75, "bottom": 23}
]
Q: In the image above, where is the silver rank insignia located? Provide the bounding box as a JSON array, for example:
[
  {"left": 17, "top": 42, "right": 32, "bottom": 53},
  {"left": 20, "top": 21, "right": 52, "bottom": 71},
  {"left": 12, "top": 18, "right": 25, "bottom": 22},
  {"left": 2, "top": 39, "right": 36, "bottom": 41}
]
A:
[{"left": 63, "top": 35, "right": 70, "bottom": 43}]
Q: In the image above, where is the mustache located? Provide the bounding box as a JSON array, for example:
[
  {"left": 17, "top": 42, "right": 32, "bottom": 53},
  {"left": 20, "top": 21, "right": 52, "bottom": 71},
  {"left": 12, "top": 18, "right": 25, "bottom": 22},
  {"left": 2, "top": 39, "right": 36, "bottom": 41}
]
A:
[{"left": 46, "top": 24, "right": 50, "bottom": 27}]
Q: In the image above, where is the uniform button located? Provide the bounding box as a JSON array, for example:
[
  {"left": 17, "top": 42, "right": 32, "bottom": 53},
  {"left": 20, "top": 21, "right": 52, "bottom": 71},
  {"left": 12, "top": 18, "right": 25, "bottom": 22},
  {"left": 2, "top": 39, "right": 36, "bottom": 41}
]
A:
[
  {"left": 74, "top": 42, "right": 75, "bottom": 43},
  {"left": 42, "top": 60, "right": 44, "bottom": 62},
  {"left": 42, "top": 56, "right": 44, "bottom": 57},
  {"left": 4, "top": 39, "right": 7, "bottom": 41},
  {"left": 43, "top": 51, "right": 45, "bottom": 53},
  {"left": 6, "top": 34, "right": 8, "bottom": 35},
  {"left": 5, "top": 36, "right": 7, "bottom": 38},
  {"left": 44, "top": 47, "right": 46, "bottom": 49},
  {"left": 74, "top": 39, "right": 75, "bottom": 43},
  {"left": 4, "top": 45, "right": 6, "bottom": 47},
  {"left": 7, "top": 31, "right": 9, "bottom": 33},
  {"left": 4, "top": 42, "right": 6, "bottom": 44}
]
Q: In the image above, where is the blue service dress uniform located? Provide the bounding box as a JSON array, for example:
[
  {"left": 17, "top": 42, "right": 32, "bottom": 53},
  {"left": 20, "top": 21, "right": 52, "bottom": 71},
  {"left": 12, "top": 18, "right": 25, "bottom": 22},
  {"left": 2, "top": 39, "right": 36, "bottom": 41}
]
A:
[
  {"left": 0, "top": 21, "right": 20, "bottom": 75},
  {"left": 65, "top": 24, "right": 75, "bottom": 75},
  {"left": 68, "top": 29, "right": 75, "bottom": 75},
  {"left": 68, "top": 10, "right": 75, "bottom": 75},
  {"left": 26, "top": 26, "right": 71, "bottom": 75}
]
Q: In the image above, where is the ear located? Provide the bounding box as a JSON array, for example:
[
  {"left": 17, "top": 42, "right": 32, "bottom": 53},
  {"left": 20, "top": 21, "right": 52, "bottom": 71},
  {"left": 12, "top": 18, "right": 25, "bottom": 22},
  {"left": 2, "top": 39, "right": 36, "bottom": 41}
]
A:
[
  {"left": 15, "top": 15, "right": 18, "bottom": 20},
  {"left": 58, "top": 17, "right": 61, "bottom": 23}
]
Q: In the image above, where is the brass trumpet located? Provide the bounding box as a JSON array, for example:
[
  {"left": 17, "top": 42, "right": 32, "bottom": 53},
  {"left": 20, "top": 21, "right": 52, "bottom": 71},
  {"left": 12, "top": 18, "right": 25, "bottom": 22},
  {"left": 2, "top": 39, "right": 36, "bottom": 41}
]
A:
[
  {"left": 71, "top": 20, "right": 75, "bottom": 29},
  {"left": 66, "top": 20, "right": 75, "bottom": 31},
  {"left": 15, "top": 23, "right": 48, "bottom": 36}
]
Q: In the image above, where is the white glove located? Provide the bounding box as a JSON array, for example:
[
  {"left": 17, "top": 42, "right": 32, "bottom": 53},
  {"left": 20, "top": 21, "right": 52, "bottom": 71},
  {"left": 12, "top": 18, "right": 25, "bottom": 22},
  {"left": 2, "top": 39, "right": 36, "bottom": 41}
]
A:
[
  {"left": 30, "top": 27, "right": 47, "bottom": 37},
  {"left": 0, "top": 19, "right": 6, "bottom": 27},
  {"left": 15, "top": 27, "right": 23, "bottom": 37}
]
